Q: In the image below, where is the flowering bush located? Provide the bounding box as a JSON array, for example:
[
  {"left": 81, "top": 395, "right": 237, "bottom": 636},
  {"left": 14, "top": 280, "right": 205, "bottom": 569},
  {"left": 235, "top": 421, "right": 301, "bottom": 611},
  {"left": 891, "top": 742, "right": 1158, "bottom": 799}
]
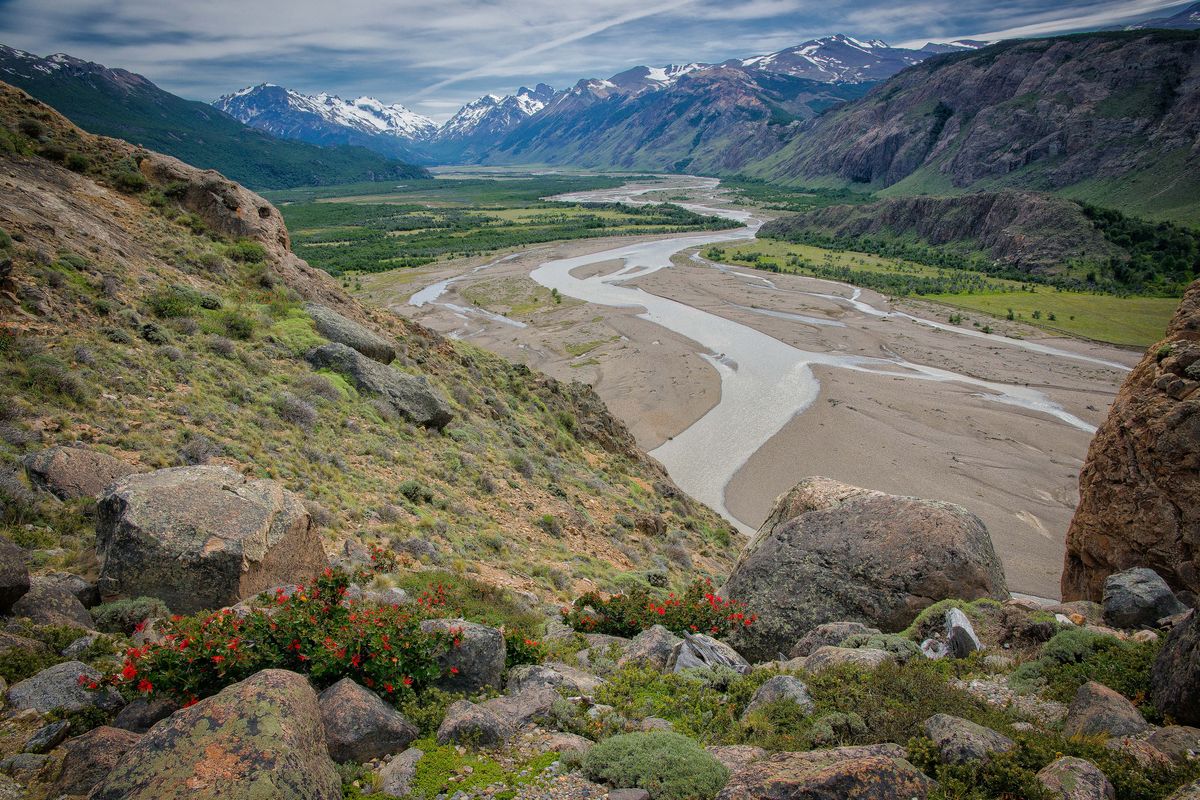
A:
[
  {"left": 562, "top": 579, "right": 755, "bottom": 638},
  {"left": 106, "top": 569, "right": 448, "bottom": 705},
  {"left": 350, "top": 542, "right": 400, "bottom": 584},
  {"left": 504, "top": 626, "right": 547, "bottom": 670}
]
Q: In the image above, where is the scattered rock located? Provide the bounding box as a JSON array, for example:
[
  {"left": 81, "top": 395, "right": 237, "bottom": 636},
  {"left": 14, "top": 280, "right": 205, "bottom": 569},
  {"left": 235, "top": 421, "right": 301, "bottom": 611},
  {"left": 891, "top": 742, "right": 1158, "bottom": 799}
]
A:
[
  {"left": 62, "top": 632, "right": 103, "bottom": 658},
  {"left": 722, "top": 477, "right": 1008, "bottom": 661},
  {"left": 89, "top": 669, "right": 341, "bottom": 800},
  {"left": 617, "top": 625, "right": 681, "bottom": 671},
  {"left": 112, "top": 696, "right": 178, "bottom": 733},
  {"left": 1062, "top": 278, "right": 1200, "bottom": 602},
  {"left": 23, "top": 719, "right": 70, "bottom": 753},
  {"left": 667, "top": 633, "right": 750, "bottom": 674},
  {"left": 44, "top": 726, "right": 142, "bottom": 797},
  {"left": 0, "top": 535, "right": 29, "bottom": 614},
  {"left": 715, "top": 744, "right": 933, "bottom": 800},
  {"left": 1132, "top": 629, "right": 1159, "bottom": 644},
  {"left": 319, "top": 678, "right": 419, "bottom": 763},
  {"left": 922, "top": 714, "right": 1015, "bottom": 764},
  {"left": 420, "top": 618, "right": 505, "bottom": 693},
  {"left": 21, "top": 446, "right": 136, "bottom": 499},
  {"left": 0, "top": 753, "right": 50, "bottom": 785},
  {"left": 7, "top": 661, "right": 123, "bottom": 714},
  {"left": 609, "top": 790, "right": 651, "bottom": 800},
  {"left": 507, "top": 662, "right": 603, "bottom": 696},
  {"left": 538, "top": 731, "right": 593, "bottom": 755},
  {"left": 742, "top": 675, "right": 814, "bottom": 719},
  {"left": 637, "top": 717, "right": 674, "bottom": 732},
  {"left": 11, "top": 575, "right": 94, "bottom": 628},
  {"left": 96, "top": 465, "right": 328, "bottom": 614},
  {"left": 435, "top": 699, "right": 514, "bottom": 747},
  {"left": 1148, "top": 726, "right": 1200, "bottom": 765},
  {"left": 1048, "top": 601, "right": 1104, "bottom": 625},
  {"left": 305, "top": 303, "right": 396, "bottom": 364},
  {"left": 377, "top": 747, "right": 423, "bottom": 797},
  {"left": 480, "top": 686, "right": 558, "bottom": 727},
  {"left": 1036, "top": 756, "right": 1115, "bottom": 800},
  {"left": 38, "top": 571, "right": 99, "bottom": 607},
  {"left": 306, "top": 343, "right": 452, "bottom": 430},
  {"left": 1102, "top": 567, "right": 1187, "bottom": 628},
  {"left": 1063, "top": 681, "right": 1150, "bottom": 738},
  {"left": 1168, "top": 781, "right": 1200, "bottom": 800},
  {"left": 789, "top": 621, "right": 880, "bottom": 659},
  {"left": 706, "top": 744, "right": 767, "bottom": 772},
  {"left": 1152, "top": 611, "right": 1200, "bottom": 726},
  {"left": 803, "top": 646, "right": 894, "bottom": 674}
]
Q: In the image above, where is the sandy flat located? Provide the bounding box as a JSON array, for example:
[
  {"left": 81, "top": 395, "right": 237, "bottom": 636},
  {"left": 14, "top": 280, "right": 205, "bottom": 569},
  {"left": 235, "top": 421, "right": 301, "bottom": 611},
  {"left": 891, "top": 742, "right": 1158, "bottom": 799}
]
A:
[{"left": 363, "top": 191, "right": 1141, "bottom": 600}]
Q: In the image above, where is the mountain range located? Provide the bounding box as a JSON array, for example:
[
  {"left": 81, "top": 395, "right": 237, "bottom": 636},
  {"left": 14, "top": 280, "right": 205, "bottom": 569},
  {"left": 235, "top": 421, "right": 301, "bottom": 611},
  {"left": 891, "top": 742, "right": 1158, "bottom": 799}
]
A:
[
  {"left": 215, "top": 35, "right": 978, "bottom": 163},
  {"left": 0, "top": 45, "right": 429, "bottom": 189}
]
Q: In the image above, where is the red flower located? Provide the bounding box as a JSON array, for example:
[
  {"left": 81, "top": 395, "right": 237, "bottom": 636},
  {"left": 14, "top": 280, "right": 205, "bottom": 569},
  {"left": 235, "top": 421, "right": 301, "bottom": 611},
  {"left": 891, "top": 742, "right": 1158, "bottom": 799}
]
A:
[
  {"left": 449, "top": 667, "right": 459, "bottom": 675},
  {"left": 121, "top": 662, "right": 137, "bottom": 681},
  {"left": 184, "top": 697, "right": 198, "bottom": 708},
  {"left": 384, "top": 683, "right": 394, "bottom": 693},
  {"left": 351, "top": 654, "right": 362, "bottom": 667},
  {"left": 212, "top": 655, "right": 225, "bottom": 665},
  {"left": 137, "top": 678, "right": 153, "bottom": 693},
  {"left": 403, "top": 676, "right": 413, "bottom": 686}
]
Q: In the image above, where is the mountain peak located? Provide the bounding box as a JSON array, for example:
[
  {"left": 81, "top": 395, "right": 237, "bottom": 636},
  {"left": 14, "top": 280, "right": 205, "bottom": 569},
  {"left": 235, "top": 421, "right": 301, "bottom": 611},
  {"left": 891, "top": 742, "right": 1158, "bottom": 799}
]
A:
[{"left": 214, "top": 83, "right": 437, "bottom": 141}]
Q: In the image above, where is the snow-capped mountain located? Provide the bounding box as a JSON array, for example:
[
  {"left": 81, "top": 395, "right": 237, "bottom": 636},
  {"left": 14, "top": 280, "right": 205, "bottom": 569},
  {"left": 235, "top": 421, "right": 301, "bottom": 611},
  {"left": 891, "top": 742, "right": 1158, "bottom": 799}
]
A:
[
  {"left": 213, "top": 84, "right": 437, "bottom": 161},
  {"left": 437, "top": 84, "right": 554, "bottom": 142},
  {"left": 731, "top": 34, "right": 974, "bottom": 83},
  {"left": 1127, "top": 1, "right": 1200, "bottom": 29}
]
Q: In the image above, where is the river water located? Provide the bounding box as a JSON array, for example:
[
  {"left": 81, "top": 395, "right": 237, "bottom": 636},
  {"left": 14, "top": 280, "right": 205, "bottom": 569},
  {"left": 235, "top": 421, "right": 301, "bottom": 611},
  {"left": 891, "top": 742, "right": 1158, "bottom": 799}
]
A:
[{"left": 414, "top": 178, "right": 1126, "bottom": 532}]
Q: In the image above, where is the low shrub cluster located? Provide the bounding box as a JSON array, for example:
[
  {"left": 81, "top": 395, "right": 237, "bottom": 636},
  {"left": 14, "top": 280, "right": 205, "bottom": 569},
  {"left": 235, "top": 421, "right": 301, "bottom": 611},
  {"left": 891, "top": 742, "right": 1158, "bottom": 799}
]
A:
[
  {"left": 105, "top": 569, "right": 449, "bottom": 705},
  {"left": 1010, "top": 628, "right": 1162, "bottom": 713},
  {"left": 581, "top": 731, "right": 729, "bottom": 800},
  {"left": 562, "top": 578, "right": 756, "bottom": 638}
]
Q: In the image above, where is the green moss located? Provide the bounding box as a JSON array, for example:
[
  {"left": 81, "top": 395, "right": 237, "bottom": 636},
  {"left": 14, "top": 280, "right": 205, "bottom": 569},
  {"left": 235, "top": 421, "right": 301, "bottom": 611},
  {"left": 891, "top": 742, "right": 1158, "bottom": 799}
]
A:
[{"left": 268, "top": 312, "right": 326, "bottom": 356}]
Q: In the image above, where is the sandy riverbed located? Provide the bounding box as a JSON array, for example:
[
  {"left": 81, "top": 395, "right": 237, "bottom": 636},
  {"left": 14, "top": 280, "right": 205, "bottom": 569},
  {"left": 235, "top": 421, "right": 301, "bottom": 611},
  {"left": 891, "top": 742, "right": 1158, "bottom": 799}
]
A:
[{"left": 361, "top": 187, "right": 1140, "bottom": 600}]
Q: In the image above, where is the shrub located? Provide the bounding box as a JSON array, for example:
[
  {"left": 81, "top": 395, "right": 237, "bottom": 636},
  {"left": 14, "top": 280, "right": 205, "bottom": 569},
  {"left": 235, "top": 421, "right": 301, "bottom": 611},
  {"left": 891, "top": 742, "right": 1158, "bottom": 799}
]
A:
[
  {"left": 581, "top": 732, "right": 729, "bottom": 800},
  {"left": 536, "top": 513, "right": 562, "bottom": 537},
  {"left": 272, "top": 391, "right": 318, "bottom": 429},
  {"left": 563, "top": 579, "right": 756, "bottom": 638},
  {"left": 0, "top": 228, "right": 11, "bottom": 250},
  {"left": 65, "top": 151, "right": 89, "bottom": 172},
  {"left": 21, "top": 352, "right": 89, "bottom": 403},
  {"left": 1010, "top": 628, "right": 1161, "bottom": 710},
  {"left": 399, "top": 480, "right": 435, "bottom": 505},
  {"left": 226, "top": 239, "right": 267, "bottom": 263},
  {"left": 504, "top": 626, "right": 546, "bottom": 670},
  {"left": 178, "top": 433, "right": 222, "bottom": 465},
  {"left": 220, "top": 308, "right": 257, "bottom": 340},
  {"left": 107, "top": 569, "right": 448, "bottom": 705},
  {"left": 92, "top": 597, "right": 170, "bottom": 634},
  {"left": 114, "top": 170, "right": 148, "bottom": 193},
  {"left": 18, "top": 118, "right": 46, "bottom": 139},
  {"left": 146, "top": 285, "right": 200, "bottom": 318}
]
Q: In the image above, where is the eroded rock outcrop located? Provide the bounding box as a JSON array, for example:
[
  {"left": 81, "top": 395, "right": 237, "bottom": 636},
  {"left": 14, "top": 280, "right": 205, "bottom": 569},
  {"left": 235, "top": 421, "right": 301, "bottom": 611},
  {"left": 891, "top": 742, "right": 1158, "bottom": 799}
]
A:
[
  {"left": 21, "top": 446, "right": 137, "bottom": 500},
  {"left": 716, "top": 744, "right": 933, "bottom": 800},
  {"left": 305, "top": 303, "right": 396, "bottom": 365},
  {"left": 96, "top": 465, "right": 328, "bottom": 614},
  {"left": 722, "top": 477, "right": 1008, "bottom": 661},
  {"left": 1063, "top": 278, "right": 1200, "bottom": 602},
  {"left": 1152, "top": 611, "right": 1200, "bottom": 726},
  {"left": 306, "top": 343, "right": 452, "bottom": 430}
]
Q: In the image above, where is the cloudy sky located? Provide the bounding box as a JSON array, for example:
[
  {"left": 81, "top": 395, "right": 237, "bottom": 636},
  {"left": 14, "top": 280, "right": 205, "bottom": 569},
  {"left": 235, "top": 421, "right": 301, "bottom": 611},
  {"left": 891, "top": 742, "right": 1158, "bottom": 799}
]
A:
[{"left": 0, "top": 0, "right": 1190, "bottom": 120}]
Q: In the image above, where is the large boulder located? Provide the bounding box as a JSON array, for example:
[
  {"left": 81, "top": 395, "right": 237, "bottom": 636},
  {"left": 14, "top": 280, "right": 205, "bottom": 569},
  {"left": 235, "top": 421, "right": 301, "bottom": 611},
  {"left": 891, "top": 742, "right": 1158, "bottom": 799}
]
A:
[
  {"left": 96, "top": 465, "right": 329, "bottom": 614},
  {"left": 481, "top": 686, "right": 559, "bottom": 727},
  {"left": 722, "top": 477, "right": 1008, "bottom": 661},
  {"left": 617, "top": 625, "right": 681, "bottom": 671},
  {"left": 21, "top": 446, "right": 136, "bottom": 500},
  {"left": 715, "top": 744, "right": 933, "bottom": 800},
  {"left": 11, "top": 575, "right": 94, "bottom": 629},
  {"left": 7, "top": 661, "right": 123, "bottom": 713},
  {"left": 318, "top": 678, "right": 418, "bottom": 763},
  {"left": 1147, "top": 726, "right": 1200, "bottom": 765},
  {"left": 305, "top": 304, "right": 396, "bottom": 364},
  {"left": 44, "top": 726, "right": 142, "bottom": 797},
  {"left": 1102, "top": 567, "right": 1187, "bottom": 628},
  {"left": 742, "top": 675, "right": 814, "bottom": 719},
  {"left": 507, "top": 662, "right": 603, "bottom": 695},
  {"left": 0, "top": 535, "right": 29, "bottom": 614},
  {"left": 420, "top": 618, "right": 505, "bottom": 693},
  {"left": 803, "top": 646, "right": 894, "bottom": 674},
  {"left": 1063, "top": 681, "right": 1150, "bottom": 738},
  {"left": 667, "top": 633, "right": 750, "bottom": 674},
  {"left": 306, "top": 343, "right": 452, "bottom": 430},
  {"left": 1152, "top": 611, "right": 1200, "bottom": 725},
  {"left": 1036, "top": 757, "right": 1115, "bottom": 800},
  {"left": 435, "top": 699, "right": 513, "bottom": 747},
  {"left": 1062, "top": 279, "right": 1200, "bottom": 602},
  {"left": 90, "top": 669, "right": 340, "bottom": 800},
  {"left": 922, "top": 714, "right": 1014, "bottom": 764}
]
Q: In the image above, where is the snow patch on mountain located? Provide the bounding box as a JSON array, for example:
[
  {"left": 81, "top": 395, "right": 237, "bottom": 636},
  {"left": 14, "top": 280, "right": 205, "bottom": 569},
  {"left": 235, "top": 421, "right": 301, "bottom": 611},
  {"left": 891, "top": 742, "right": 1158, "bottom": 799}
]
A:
[{"left": 215, "top": 84, "right": 437, "bottom": 140}]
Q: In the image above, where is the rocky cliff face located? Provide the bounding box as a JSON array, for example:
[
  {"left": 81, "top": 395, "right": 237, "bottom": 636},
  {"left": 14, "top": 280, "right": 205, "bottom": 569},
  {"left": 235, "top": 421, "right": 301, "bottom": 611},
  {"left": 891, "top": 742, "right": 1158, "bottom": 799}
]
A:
[
  {"left": 1062, "top": 278, "right": 1200, "bottom": 602},
  {"left": 758, "top": 191, "right": 1123, "bottom": 276},
  {"left": 746, "top": 31, "right": 1200, "bottom": 222}
]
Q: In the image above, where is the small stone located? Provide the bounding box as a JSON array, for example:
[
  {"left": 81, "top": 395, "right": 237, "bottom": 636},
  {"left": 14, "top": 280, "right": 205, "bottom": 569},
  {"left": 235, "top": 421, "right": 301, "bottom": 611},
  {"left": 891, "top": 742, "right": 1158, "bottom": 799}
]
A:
[
  {"left": 609, "top": 790, "right": 651, "bottom": 800},
  {"left": 1132, "top": 629, "right": 1159, "bottom": 644},
  {"left": 378, "top": 748, "right": 424, "bottom": 798},
  {"left": 319, "top": 678, "right": 419, "bottom": 763},
  {"left": 946, "top": 608, "right": 983, "bottom": 658},
  {"left": 667, "top": 633, "right": 750, "bottom": 674},
  {"left": 436, "top": 700, "right": 513, "bottom": 748},
  {"left": 788, "top": 622, "right": 880, "bottom": 659},
  {"left": 45, "top": 726, "right": 142, "bottom": 797},
  {"left": 742, "top": 675, "right": 814, "bottom": 719},
  {"left": 23, "top": 719, "right": 70, "bottom": 754}
]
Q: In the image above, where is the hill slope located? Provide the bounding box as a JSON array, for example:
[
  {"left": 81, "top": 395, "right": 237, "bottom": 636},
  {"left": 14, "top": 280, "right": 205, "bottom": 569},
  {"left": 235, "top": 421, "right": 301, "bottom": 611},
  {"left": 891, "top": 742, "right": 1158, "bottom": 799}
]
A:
[
  {"left": 0, "top": 46, "right": 430, "bottom": 189},
  {"left": 742, "top": 31, "right": 1200, "bottom": 223},
  {"left": 0, "top": 80, "right": 737, "bottom": 600}
]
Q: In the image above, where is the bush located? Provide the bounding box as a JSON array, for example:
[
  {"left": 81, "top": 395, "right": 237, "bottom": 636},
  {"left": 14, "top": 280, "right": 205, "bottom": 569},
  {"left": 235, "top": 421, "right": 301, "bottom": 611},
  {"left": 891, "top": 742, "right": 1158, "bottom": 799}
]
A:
[
  {"left": 272, "top": 391, "right": 318, "bottom": 429},
  {"left": 227, "top": 239, "right": 267, "bottom": 263},
  {"left": 581, "top": 732, "right": 729, "bottom": 800},
  {"left": 18, "top": 118, "right": 46, "bottom": 139},
  {"left": 21, "top": 352, "right": 89, "bottom": 403},
  {"left": 115, "top": 170, "right": 149, "bottom": 193},
  {"left": 109, "top": 569, "right": 448, "bottom": 705},
  {"left": 504, "top": 626, "right": 546, "bottom": 670},
  {"left": 562, "top": 579, "right": 756, "bottom": 638},
  {"left": 220, "top": 308, "right": 257, "bottom": 340},
  {"left": 146, "top": 284, "right": 200, "bottom": 318},
  {"left": 399, "top": 480, "right": 435, "bottom": 505},
  {"left": 65, "top": 151, "right": 89, "bottom": 172},
  {"left": 92, "top": 597, "right": 170, "bottom": 634},
  {"left": 1011, "top": 628, "right": 1161, "bottom": 710}
]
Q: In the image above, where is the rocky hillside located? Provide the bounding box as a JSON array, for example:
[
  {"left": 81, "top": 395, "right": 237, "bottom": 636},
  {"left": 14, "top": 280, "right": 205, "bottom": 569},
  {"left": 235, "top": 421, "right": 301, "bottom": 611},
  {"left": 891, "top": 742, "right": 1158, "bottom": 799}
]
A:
[
  {"left": 0, "top": 79, "right": 738, "bottom": 605},
  {"left": 742, "top": 31, "right": 1200, "bottom": 223},
  {"left": 0, "top": 46, "right": 430, "bottom": 189},
  {"left": 1062, "top": 275, "right": 1200, "bottom": 603}
]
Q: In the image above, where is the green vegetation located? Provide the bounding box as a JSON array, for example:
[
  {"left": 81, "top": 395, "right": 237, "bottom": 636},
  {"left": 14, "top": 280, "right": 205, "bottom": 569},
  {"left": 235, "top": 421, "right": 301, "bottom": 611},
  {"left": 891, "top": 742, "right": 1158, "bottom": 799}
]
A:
[
  {"left": 1010, "top": 629, "right": 1163, "bottom": 714},
  {"left": 91, "top": 596, "right": 171, "bottom": 634},
  {"left": 704, "top": 239, "right": 1178, "bottom": 346},
  {"left": 720, "top": 178, "right": 873, "bottom": 212},
  {"left": 264, "top": 176, "right": 738, "bottom": 276},
  {"left": 581, "top": 732, "right": 730, "bottom": 800}
]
